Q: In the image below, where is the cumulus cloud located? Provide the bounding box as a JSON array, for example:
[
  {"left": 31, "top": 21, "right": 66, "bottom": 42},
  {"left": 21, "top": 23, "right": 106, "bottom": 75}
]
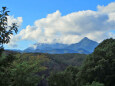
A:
[
  {"left": 7, "top": 16, "right": 23, "bottom": 27},
  {"left": 6, "top": 16, "right": 23, "bottom": 47},
  {"left": 97, "top": 2, "right": 115, "bottom": 13},
  {"left": 9, "top": 2, "right": 115, "bottom": 47}
]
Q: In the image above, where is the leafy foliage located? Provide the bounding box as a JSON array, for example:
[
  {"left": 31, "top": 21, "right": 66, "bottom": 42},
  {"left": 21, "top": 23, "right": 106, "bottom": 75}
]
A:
[
  {"left": 0, "top": 7, "right": 48, "bottom": 86},
  {"left": 9, "top": 54, "right": 47, "bottom": 86},
  {"left": 48, "top": 38, "right": 115, "bottom": 86},
  {"left": 48, "top": 66, "right": 79, "bottom": 86},
  {"left": 47, "top": 53, "right": 86, "bottom": 68},
  {"left": 85, "top": 81, "right": 104, "bottom": 86},
  {"left": 0, "top": 53, "right": 15, "bottom": 86},
  {"left": 0, "top": 52, "right": 48, "bottom": 86},
  {"left": 76, "top": 38, "right": 115, "bottom": 86},
  {"left": 0, "top": 7, "right": 18, "bottom": 50},
  {"left": 0, "top": 6, "right": 18, "bottom": 85}
]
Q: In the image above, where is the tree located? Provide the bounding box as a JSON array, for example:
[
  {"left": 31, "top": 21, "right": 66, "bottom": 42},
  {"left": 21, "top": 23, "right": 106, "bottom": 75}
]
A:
[
  {"left": 0, "top": 7, "right": 18, "bottom": 54},
  {"left": 76, "top": 38, "right": 115, "bottom": 86},
  {"left": 0, "top": 51, "right": 47, "bottom": 86},
  {"left": 0, "top": 7, "right": 47, "bottom": 86},
  {"left": 0, "top": 53, "right": 16, "bottom": 85},
  {"left": 48, "top": 72, "right": 73, "bottom": 86},
  {"left": 0, "top": 7, "right": 18, "bottom": 85},
  {"left": 48, "top": 66, "right": 79, "bottom": 86},
  {"left": 9, "top": 54, "right": 47, "bottom": 86},
  {"left": 85, "top": 81, "right": 104, "bottom": 86}
]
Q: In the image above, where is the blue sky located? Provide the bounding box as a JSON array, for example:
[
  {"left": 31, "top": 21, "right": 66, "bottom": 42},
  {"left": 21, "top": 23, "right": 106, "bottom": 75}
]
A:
[{"left": 0, "top": 0, "right": 115, "bottom": 50}]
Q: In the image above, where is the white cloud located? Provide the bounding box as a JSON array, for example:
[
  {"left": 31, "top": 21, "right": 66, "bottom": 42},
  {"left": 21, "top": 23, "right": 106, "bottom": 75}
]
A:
[
  {"left": 97, "top": 2, "right": 115, "bottom": 13},
  {"left": 7, "top": 16, "right": 23, "bottom": 27},
  {"left": 9, "top": 2, "right": 115, "bottom": 47},
  {"left": 108, "top": 32, "right": 115, "bottom": 38},
  {"left": 6, "top": 16, "right": 23, "bottom": 47}
]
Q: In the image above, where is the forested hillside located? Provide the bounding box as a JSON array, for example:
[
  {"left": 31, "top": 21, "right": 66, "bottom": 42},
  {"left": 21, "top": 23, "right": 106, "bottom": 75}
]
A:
[
  {"left": 13, "top": 53, "right": 86, "bottom": 72},
  {"left": 0, "top": 5, "right": 115, "bottom": 86},
  {"left": 0, "top": 51, "right": 86, "bottom": 86},
  {"left": 1, "top": 38, "right": 115, "bottom": 86},
  {"left": 48, "top": 38, "right": 115, "bottom": 86}
]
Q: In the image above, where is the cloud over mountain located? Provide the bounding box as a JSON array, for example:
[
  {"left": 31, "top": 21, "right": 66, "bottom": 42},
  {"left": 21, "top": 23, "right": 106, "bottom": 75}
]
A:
[{"left": 9, "top": 2, "right": 115, "bottom": 47}]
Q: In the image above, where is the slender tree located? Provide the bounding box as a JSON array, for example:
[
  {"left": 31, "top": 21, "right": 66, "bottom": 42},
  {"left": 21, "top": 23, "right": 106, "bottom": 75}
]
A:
[
  {"left": 0, "top": 7, "right": 18, "bottom": 86},
  {"left": 0, "top": 7, "right": 18, "bottom": 54}
]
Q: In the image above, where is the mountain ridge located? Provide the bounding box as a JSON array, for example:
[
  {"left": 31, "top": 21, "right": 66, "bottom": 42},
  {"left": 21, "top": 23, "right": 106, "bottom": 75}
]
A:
[{"left": 23, "top": 37, "right": 98, "bottom": 54}]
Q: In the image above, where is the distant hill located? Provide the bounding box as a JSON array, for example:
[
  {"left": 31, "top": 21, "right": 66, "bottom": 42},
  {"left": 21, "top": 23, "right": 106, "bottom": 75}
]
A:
[
  {"left": 67, "top": 37, "right": 98, "bottom": 53},
  {"left": 23, "top": 37, "right": 98, "bottom": 54},
  {"left": 15, "top": 53, "right": 86, "bottom": 72},
  {"left": 4, "top": 51, "right": 86, "bottom": 86},
  {"left": 5, "top": 49, "right": 22, "bottom": 53}
]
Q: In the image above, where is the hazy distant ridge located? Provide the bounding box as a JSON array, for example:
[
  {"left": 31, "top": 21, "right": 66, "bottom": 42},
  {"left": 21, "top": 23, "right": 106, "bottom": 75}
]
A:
[{"left": 24, "top": 37, "right": 98, "bottom": 54}]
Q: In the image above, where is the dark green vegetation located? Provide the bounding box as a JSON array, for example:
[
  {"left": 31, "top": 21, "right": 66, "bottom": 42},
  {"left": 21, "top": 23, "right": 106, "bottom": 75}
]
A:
[
  {"left": 46, "top": 53, "right": 86, "bottom": 71},
  {"left": 85, "top": 81, "right": 104, "bottom": 86},
  {"left": 77, "top": 38, "right": 115, "bottom": 86},
  {"left": 48, "top": 38, "right": 115, "bottom": 86},
  {"left": 48, "top": 66, "right": 79, "bottom": 86},
  {"left": 0, "top": 52, "right": 48, "bottom": 86},
  {"left": 0, "top": 51, "right": 86, "bottom": 86},
  {"left": 0, "top": 7, "right": 47, "bottom": 86},
  {"left": 0, "top": 7, "right": 115, "bottom": 86},
  {"left": 0, "top": 7, "right": 18, "bottom": 50}
]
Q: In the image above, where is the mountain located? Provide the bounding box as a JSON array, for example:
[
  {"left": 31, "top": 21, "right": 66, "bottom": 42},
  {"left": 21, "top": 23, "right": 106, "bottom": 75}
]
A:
[
  {"left": 5, "top": 49, "right": 22, "bottom": 53},
  {"left": 23, "top": 37, "right": 99, "bottom": 54},
  {"left": 24, "top": 43, "right": 69, "bottom": 53},
  {"left": 67, "top": 37, "right": 99, "bottom": 53},
  {"left": 34, "top": 43, "right": 69, "bottom": 50},
  {"left": 36, "top": 49, "right": 78, "bottom": 54}
]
